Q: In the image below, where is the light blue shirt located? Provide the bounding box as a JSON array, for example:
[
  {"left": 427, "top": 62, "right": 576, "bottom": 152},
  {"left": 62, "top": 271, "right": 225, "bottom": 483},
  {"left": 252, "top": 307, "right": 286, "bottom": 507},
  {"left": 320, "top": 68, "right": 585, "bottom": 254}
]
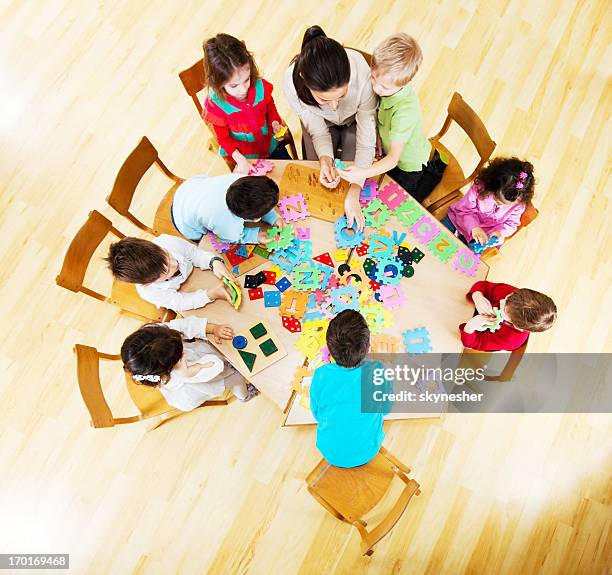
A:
[
  {"left": 171, "top": 173, "right": 279, "bottom": 243},
  {"left": 310, "top": 362, "right": 388, "bottom": 468}
]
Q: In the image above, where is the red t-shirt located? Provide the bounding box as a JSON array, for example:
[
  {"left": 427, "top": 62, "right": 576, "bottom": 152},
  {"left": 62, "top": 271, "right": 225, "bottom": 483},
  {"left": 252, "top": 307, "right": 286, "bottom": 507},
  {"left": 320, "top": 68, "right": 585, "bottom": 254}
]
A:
[{"left": 459, "top": 281, "right": 529, "bottom": 351}]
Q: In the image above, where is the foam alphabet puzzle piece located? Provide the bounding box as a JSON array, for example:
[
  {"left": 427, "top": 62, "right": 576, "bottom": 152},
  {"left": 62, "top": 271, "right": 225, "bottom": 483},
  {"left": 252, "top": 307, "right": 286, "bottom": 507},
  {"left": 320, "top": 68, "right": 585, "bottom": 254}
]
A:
[
  {"left": 248, "top": 287, "right": 264, "bottom": 300},
  {"left": 209, "top": 233, "right": 232, "bottom": 253},
  {"left": 329, "top": 285, "right": 360, "bottom": 313},
  {"left": 411, "top": 216, "right": 440, "bottom": 244},
  {"left": 469, "top": 235, "right": 502, "bottom": 255},
  {"left": 292, "top": 264, "right": 320, "bottom": 291},
  {"left": 394, "top": 196, "right": 422, "bottom": 226},
  {"left": 484, "top": 307, "right": 503, "bottom": 332},
  {"left": 428, "top": 233, "right": 459, "bottom": 263},
  {"left": 367, "top": 232, "right": 395, "bottom": 260},
  {"left": 313, "top": 252, "right": 334, "bottom": 268},
  {"left": 244, "top": 273, "right": 265, "bottom": 289},
  {"left": 278, "top": 193, "right": 310, "bottom": 223},
  {"left": 281, "top": 315, "right": 302, "bottom": 333},
  {"left": 262, "top": 270, "right": 277, "bottom": 285},
  {"left": 363, "top": 257, "right": 379, "bottom": 281},
  {"left": 397, "top": 244, "right": 413, "bottom": 265},
  {"left": 259, "top": 338, "right": 278, "bottom": 357},
  {"left": 402, "top": 327, "right": 432, "bottom": 354},
  {"left": 452, "top": 248, "right": 480, "bottom": 276},
  {"left": 264, "top": 290, "right": 282, "bottom": 307},
  {"left": 378, "top": 284, "right": 407, "bottom": 310},
  {"left": 238, "top": 349, "right": 257, "bottom": 372},
  {"left": 374, "top": 257, "right": 404, "bottom": 285},
  {"left": 361, "top": 303, "right": 393, "bottom": 334},
  {"left": 392, "top": 231, "right": 408, "bottom": 247},
  {"left": 249, "top": 322, "right": 268, "bottom": 339},
  {"left": 334, "top": 215, "right": 365, "bottom": 249},
  {"left": 359, "top": 179, "right": 378, "bottom": 205},
  {"left": 355, "top": 242, "right": 369, "bottom": 257},
  {"left": 249, "top": 158, "right": 274, "bottom": 175},
  {"left": 411, "top": 247, "right": 425, "bottom": 264},
  {"left": 362, "top": 198, "right": 392, "bottom": 229},
  {"left": 266, "top": 225, "right": 295, "bottom": 250},
  {"left": 279, "top": 288, "right": 309, "bottom": 319},
  {"left": 333, "top": 248, "right": 349, "bottom": 262},
  {"left": 296, "top": 227, "right": 311, "bottom": 240},
  {"left": 377, "top": 181, "right": 409, "bottom": 211},
  {"left": 275, "top": 276, "right": 292, "bottom": 292},
  {"left": 315, "top": 263, "right": 333, "bottom": 290},
  {"left": 401, "top": 264, "right": 415, "bottom": 278},
  {"left": 334, "top": 158, "right": 346, "bottom": 170}
]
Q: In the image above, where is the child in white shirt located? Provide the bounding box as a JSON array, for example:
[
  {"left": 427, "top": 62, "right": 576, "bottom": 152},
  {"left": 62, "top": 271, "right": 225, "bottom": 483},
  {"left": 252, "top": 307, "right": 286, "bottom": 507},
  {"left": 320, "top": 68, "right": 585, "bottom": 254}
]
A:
[
  {"left": 106, "top": 234, "right": 232, "bottom": 312},
  {"left": 121, "top": 316, "right": 259, "bottom": 411}
]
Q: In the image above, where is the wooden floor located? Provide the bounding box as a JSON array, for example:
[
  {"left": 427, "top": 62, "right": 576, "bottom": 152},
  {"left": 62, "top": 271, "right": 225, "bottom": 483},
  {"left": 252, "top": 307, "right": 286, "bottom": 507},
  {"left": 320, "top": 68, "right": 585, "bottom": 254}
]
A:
[{"left": 0, "top": 1, "right": 610, "bottom": 573}]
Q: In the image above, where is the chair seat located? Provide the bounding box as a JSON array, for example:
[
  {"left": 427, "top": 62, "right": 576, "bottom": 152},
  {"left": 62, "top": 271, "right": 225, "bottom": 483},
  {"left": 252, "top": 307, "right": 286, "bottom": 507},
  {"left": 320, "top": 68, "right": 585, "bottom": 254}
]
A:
[
  {"left": 154, "top": 182, "right": 183, "bottom": 237},
  {"left": 423, "top": 141, "right": 467, "bottom": 209},
  {"left": 110, "top": 280, "right": 171, "bottom": 322},
  {"left": 126, "top": 373, "right": 176, "bottom": 417},
  {"left": 307, "top": 452, "right": 396, "bottom": 518}
]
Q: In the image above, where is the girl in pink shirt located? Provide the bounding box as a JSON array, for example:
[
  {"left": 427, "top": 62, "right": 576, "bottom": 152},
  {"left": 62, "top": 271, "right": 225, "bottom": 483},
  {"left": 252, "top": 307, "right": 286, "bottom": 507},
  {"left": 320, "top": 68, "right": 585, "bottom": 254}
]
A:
[{"left": 442, "top": 158, "right": 534, "bottom": 249}]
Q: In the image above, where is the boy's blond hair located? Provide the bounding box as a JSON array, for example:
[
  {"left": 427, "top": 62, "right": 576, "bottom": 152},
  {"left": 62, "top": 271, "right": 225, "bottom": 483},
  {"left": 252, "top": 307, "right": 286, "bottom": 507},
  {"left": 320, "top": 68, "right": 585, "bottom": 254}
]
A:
[{"left": 372, "top": 33, "right": 423, "bottom": 86}]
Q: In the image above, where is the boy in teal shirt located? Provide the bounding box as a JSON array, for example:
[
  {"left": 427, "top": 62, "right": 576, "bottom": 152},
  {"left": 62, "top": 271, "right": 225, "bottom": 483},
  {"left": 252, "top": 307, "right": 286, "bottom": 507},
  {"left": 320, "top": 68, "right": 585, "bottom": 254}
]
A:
[
  {"left": 310, "top": 310, "right": 390, "bottom": 468},
  {"left": 338, "top": 33, "right": 446, "bottom": 202}
]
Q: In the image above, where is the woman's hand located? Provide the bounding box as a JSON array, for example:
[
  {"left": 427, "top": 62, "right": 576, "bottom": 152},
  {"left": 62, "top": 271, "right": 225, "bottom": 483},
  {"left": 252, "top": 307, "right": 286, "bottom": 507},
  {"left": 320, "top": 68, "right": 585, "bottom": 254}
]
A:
[
  {"left": 344, "top": 187, "right": 365, "bottom": 231},
  {"left": 319, "top": 156, "right": 340, "bottom": 188},
  {"left": 210, "top": 323, "right": 235, "bottom": 344},
  {"left": 471, "top": 227, "right": 488, "bottom": 245}
]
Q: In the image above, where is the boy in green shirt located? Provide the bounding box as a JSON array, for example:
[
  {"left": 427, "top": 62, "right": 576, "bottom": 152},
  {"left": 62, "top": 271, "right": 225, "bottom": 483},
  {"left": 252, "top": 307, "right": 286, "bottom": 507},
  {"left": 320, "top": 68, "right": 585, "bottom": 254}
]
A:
[{"left": 338, "top": 33, "right": 446, "bottom": 202}]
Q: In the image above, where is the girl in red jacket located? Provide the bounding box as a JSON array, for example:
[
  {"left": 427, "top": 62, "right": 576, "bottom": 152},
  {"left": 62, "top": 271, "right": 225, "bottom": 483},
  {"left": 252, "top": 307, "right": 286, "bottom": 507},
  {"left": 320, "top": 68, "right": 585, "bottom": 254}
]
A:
[
  {"left": 202, "top": 34, "right": 291, "bottom": 174},
  {"left": 460, "top": 281, "right": 557, "bottom": 351}
]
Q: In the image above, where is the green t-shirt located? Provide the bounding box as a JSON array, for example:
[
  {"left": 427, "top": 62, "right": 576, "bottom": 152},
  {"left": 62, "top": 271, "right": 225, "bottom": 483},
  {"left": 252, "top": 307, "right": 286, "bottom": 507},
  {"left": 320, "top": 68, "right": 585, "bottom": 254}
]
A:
[{"left": 377, "top": 85, "right": 431, "bottom": 172}]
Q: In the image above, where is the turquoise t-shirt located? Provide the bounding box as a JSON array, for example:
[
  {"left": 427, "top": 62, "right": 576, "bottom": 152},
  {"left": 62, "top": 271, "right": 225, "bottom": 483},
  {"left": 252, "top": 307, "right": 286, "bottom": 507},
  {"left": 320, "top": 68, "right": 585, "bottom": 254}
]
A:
[{"left": 310, "top": 361, "right": 389, "bottom": 468}]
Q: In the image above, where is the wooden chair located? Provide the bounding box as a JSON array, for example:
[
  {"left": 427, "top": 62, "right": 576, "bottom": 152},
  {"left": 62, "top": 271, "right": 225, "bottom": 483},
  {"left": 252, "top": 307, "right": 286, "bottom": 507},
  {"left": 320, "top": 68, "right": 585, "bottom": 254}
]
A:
[
  {"left": 462, "top": 339, "right": 529, "bottom": 382},
  {"left": 56, "top": 210, "right": 175, "bottom": 323},
  {"left": 306, "top": 446, "right": 421, "bottom": 556},
  {"left": 424, "top": 92, "right": 496, "bottom": 213},
  {"left": 75, "top": 344, "right": 230, "bottom": 430},
  {"left": 106, "top": 136, "right": 184, "bottom": 237},
  {"left": 178, "top": 59, "right": 299, "bottom": 168}
]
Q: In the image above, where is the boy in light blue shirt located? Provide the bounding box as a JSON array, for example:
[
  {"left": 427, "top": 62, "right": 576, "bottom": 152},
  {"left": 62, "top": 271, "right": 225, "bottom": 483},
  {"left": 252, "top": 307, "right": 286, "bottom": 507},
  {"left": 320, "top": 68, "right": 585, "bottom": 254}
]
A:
[
  {"left": 310, "top": 310, "right": 390, "bottom": 468},
  {"left": 171, "top": 173, "right": 283, "bottom": 243}
]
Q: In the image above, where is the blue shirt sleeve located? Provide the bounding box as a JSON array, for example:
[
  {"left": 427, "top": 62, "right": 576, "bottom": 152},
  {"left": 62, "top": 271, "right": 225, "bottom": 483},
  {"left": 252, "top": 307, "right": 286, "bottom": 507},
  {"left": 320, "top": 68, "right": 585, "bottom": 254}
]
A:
[
  {"left": 239, "top": 225, "right": 261, "bottom": 244},
  {"left": 262, "top": 210, "right": 280, "bottom": 225},
  {"left": 309, "top": 369, "right": 322, "bottom": 421}
]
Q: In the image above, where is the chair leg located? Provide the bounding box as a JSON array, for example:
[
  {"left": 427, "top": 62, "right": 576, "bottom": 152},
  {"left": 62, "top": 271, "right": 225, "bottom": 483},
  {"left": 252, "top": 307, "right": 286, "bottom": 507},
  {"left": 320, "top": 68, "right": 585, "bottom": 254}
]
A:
[{"left": 307, "top": 487, "right": 347, "bottom": 522}]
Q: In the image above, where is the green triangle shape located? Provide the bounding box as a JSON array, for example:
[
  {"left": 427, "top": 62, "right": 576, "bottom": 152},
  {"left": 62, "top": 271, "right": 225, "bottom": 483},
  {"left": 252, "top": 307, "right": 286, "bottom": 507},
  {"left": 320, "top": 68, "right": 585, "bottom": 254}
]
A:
[{"left": 238, "top": 349, "right": 257, "bottom": 372}]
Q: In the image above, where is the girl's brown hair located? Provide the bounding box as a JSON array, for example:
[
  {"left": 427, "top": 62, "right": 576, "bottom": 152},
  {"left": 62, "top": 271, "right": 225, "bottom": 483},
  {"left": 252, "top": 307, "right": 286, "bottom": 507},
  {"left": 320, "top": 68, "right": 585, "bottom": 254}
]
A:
[
  {"left": 121, "top": 325, "right": 184, "bottom": 387},
  {"left": 475, "top": 157, "right": 535, "bottom": 204},
  {"left": 203, "top": 33, "right": 259, "bottom": 101}
]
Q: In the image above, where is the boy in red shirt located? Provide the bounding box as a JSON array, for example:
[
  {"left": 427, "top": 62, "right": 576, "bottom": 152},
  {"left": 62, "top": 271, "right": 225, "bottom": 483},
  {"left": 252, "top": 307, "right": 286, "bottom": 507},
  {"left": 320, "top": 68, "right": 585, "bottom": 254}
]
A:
[{"left": 460, "top": 281, "right": 557, "bottom": 351}]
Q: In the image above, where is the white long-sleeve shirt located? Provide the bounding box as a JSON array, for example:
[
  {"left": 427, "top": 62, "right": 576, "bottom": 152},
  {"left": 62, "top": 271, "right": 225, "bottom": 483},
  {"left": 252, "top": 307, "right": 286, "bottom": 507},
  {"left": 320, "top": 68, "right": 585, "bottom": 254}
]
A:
[
  {"left": 158, "top": 317, "right": 232, "bottom": 411},
  {"left": 283, "top": 48, "right": 378, "bottom": 169},
  {"left": 136, "top": 234, "right": 215, "bottom": 312}
]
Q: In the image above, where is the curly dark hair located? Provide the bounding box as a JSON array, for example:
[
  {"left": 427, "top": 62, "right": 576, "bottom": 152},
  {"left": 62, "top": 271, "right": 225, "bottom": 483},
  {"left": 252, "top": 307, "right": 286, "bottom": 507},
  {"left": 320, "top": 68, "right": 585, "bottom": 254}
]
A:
[
  {"left": 121, "top": 324, "right": 184, "bottom": 387},
  {"left": 475, "top": 157, "right": 535, "bottom": 204}
]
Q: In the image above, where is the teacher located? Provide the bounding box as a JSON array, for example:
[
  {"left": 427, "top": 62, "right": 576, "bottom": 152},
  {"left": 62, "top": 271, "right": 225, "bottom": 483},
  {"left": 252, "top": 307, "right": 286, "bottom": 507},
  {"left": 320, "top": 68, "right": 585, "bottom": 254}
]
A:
[{"left": 283, "top": 26, "right": 377, "bottom": 230}]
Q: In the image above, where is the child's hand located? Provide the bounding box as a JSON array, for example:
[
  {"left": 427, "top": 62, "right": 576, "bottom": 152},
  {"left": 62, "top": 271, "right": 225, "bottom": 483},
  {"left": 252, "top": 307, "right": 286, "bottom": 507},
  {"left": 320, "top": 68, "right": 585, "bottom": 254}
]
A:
[
  {"left": 234, "top": 157, "right": 252, "bottom": 175},
  {"left": 490, "top": 231, "right": 504, "bottom": 243},
  {"left": 472, "top": 227, "right": 488, "bottom": 245},
  {"left": 464, "top": 314, "right": 492, "bottom": 333},
  {"left": 272, "top": 121, "right": 286, "bottom": 137},
  {"left": 319, "top": 156, "right": 341, "bottom": 188},
  {"left": 344, "top": 190, "right": 365, "bottom": 232},
  {"left": 257, "top": 230, "right": 274, "bottom": 244},
  {"left": 338, "top": 166, "right": 367, "bottom": 184},
  {"left": 211, "top": 323, "right": 235, "bottom": 344},
  {"left": 472, "top": 291, "right": 495, "bottom": 318},
  {"left": 274, "top": 217, "right": 286, "bottom": 230},
  {"left": 207, "top": 282, "right": 232, "bottom": 304},
  {"left": 211, "top": 259, "right": 232, "bottom": 281}
]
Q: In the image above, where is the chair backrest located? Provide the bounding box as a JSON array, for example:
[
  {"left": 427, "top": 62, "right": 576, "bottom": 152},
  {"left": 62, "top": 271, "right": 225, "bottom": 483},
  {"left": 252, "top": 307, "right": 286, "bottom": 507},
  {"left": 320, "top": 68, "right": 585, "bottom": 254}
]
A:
[
  {"left": 431, "top": 92, "right": 496, "bottom": 183},
  {"left": 106, "top": 137, "right": 183, "bottom": 235},
  {"left": 345, "top": 46, "right": 373, "bottom": 66},
  {"left": 74, "top": 343, "right": 176, "bottom": 428},
  {"left": 56, "top": 210, "right": 170, "bottom": 322},
  {"left": 306, "top": 447, "right": 420, "bottom": 555}
]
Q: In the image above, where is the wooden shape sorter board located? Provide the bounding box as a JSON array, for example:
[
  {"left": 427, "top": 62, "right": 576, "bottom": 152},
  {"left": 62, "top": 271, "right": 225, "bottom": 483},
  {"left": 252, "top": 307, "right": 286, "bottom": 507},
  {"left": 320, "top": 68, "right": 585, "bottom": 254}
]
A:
[
  {"left": 216, "top": 320, "right": 287, "bottom": 377},
  {"left": 279, "top": 163, "right": 350, "bottom": 223}
]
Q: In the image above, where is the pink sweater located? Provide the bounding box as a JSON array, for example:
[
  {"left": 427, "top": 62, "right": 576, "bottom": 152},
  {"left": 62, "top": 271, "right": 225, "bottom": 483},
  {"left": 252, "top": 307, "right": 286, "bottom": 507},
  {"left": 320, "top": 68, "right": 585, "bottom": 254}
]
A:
[{"left": 447, "top": 183, "right": 526, "bottom": 242}]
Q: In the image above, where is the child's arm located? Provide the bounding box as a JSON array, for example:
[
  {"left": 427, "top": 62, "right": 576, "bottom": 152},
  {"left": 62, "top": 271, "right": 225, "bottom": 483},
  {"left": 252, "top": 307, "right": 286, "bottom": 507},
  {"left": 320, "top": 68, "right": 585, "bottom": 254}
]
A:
[
  {"left": 491, "top": 203, "right": 526, "bottom": 239},
  {"left": 448, "top": 185, "right": 482, "bottom": 242},
  {"left": 164, "top": 316, "right": 234, "bottom": 343},
  {"left": 338, "top": 140, "right": 405, "bottom": 183},
  {"left": 137, "top": 283, "right": 213, "bottom": 312}
]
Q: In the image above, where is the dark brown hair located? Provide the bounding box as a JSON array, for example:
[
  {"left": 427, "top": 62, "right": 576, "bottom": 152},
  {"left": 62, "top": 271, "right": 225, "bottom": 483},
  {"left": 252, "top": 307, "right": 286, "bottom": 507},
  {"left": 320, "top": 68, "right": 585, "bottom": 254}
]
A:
[
  {"left": 203, "top": 33, "right": 260, "bottom": 101},
  {"left": 291, "top": 25, "right": 350, "bottom": 108},
  {"left": 475, "top": 157, "right": 535, "bottom": 204},
  {"left": 226, "top": 176, "right": 279, "bottom": 219},
  {"left": 505, "top": 288, "right": 557, "bottom": 332},
  {"left": 105, "top": 237, "right": 168, "bottom": 284},
  {"left": 326, "top": 310, "right": 370, "bottom": 368},
  {"left": 121, "top": 324, "right": 184, "bottom": 386}
]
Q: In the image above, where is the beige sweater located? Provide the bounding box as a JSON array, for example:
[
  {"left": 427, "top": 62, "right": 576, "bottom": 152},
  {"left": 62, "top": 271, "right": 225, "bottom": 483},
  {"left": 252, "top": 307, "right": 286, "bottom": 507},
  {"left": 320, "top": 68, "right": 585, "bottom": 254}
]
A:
[{"left": 283, "top": 48, "right": 377, "bottom": 168}]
